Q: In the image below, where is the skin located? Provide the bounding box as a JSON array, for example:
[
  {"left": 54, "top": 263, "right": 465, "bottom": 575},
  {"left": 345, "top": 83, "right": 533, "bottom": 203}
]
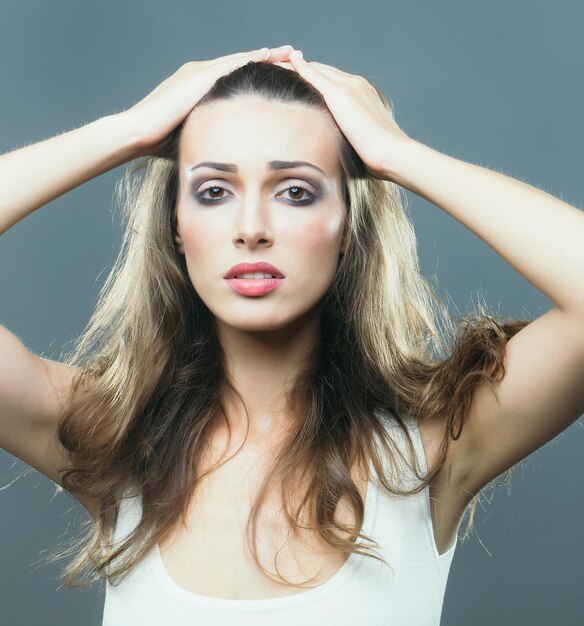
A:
[{"left": 174, "top": 96, "right": 347, "bottom": 444}]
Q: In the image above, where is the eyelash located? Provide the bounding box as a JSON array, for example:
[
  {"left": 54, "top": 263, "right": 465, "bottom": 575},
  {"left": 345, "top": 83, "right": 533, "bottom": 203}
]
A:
[{"left": 194, "top": 183, "right": 319, "bottom": 206}]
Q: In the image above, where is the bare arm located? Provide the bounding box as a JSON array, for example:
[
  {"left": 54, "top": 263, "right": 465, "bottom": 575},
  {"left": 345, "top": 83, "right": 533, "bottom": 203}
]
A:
[
  {"left": 284, "top": 54, "right": 584, "bottom": 508},
  {"left": 0, "top": 46, "right": 296, "bottom": 520},
  {"left": 0, "top": 114, "right": 140, "bottom": 236},
  {"left": 386, "top": 140, "right": 584, "bottom": 498},
  {"left": 0, "top": 45, "right": 292, "bottom": 236},
  {"left": 0, "top": 113, "right": 142, "bottom": 518}
]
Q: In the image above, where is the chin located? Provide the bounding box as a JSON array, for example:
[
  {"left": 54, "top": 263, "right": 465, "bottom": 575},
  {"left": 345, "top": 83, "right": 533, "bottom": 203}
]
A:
[
  {"left": 219, "top": 317, "right": 290, "bottom": 333},
  {"left": 215, "top": 303, "right": 319, "bottom": 334}
]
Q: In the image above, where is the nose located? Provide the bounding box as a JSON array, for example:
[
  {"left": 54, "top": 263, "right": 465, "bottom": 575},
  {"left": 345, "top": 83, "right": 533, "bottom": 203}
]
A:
[{"left": 232, "top": 197, "right": 273, "bottom": 249}]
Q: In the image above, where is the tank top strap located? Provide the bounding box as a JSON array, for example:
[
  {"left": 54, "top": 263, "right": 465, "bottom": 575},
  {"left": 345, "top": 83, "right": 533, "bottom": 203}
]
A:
[
  {"left": 402, "top": 414, "right": 429, "bottom": 473},
  {"left": 112, "top": 486, "right": 143, "bottom": 546}
]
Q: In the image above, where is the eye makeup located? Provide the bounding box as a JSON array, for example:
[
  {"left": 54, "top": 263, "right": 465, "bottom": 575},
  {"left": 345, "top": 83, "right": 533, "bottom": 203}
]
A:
[{"left": 190, "top": 179, "right": 325, "bottom": 206}]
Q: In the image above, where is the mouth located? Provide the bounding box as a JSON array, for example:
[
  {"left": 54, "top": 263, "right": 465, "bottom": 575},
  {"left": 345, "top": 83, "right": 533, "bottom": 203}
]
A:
[
  {"left": 224, "top": 275, "right": 285, "bottom": 296},
  {"left": 231, "top": 272, "right": 280, "bottom": 279},
  {"left": 224, "top": 262, "right": 285, "bottom": 280}
]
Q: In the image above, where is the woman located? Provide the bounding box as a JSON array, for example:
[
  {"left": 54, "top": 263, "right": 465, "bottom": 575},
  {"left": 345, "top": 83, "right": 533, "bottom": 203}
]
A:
[{"left": 1, "top": 44, "right": 583, "bottom": 624}]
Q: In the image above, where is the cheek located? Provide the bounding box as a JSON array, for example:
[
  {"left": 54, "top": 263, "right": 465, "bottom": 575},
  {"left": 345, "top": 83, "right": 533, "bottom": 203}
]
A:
[
  {"left": 176, "top": 204, "right": 345, "bottom": 288},
  {"left": 178, "top": 207, "right": 221, "bottom": 254},
  {"left": 285, "top": 212, "right": 345, "bottom": 291},
  {"left": 176, "top": 212, "right": 226, "bottom": 289},
  {"left": 296, "top": 211, "right": 344, "bottom": 258}
]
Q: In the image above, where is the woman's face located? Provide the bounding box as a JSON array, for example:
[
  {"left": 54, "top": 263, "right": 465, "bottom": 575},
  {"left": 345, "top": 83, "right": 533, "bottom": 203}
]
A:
[{"left": 175, "top": 96, "right": 347, "bottom": 333}]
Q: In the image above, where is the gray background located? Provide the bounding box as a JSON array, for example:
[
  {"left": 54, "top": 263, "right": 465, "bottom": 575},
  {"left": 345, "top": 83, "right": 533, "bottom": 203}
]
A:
[{"left": 0, "top": 0, "right": 582, "bottom": 624}]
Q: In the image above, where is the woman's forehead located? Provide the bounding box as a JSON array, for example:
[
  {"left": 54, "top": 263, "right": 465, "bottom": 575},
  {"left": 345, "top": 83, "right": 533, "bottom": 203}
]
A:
[
  {"left": 184, "top": 95, "right": 336, "bottom": 131},
  {"left": 179, "top": 97, "right": 342, "bottom": 176}
]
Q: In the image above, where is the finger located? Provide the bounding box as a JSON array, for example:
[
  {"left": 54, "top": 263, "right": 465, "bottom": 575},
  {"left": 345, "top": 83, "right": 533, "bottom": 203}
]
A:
[
  {"left": 208, "top": 46, "right": 296, "bottom": 83},
  {"left": 211, "top": 53, "right": 267, "bottom": 75},
  {"left": 271, "top": 61, "right": 295, "bottom": 69},
  {"left": 306, "top": 63, "right": 345, "bottom": 82},
  {"left": 307, "top": 62, "right": 369, "bottom": 88},
  {"left": 211, "top": 47, "right": 273, "bottom": 73},
  {"left": 214, "top": 47, "right": 267, "bottom": 62},
  {"left": 309, "top": 60, "right": 355, "bottom": 79},
  {"left": 248, "top": 44, "right": 295, "bottom": 60},
  {"left": 215, "top": 45, "right": 290, "bottom": 64},
  {"left": 264, "top": 44, "right": 294, "bottom": 53},
  {"left": 288, "top": 53, "right": 343, "bottom": 89},
  {"left": 265, "top": 44, "right": 296, "bottom": 62}
]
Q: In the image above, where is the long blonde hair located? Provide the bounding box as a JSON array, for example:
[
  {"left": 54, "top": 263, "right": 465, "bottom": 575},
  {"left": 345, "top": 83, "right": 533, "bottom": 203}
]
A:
[{"left": 46, "top": 60, "right": 530, "bottom": 588}]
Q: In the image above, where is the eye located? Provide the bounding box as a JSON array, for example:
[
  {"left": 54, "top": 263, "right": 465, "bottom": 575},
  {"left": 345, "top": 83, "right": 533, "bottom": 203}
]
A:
[
  {"left": 194, "top": 182, "right": 320, "bottom": 206},
  {"left": 276, "top": 184, "right": 316, "bottom": 205},
  {"left": 195, "top": 185, "right": 231, "bottom": 204}
]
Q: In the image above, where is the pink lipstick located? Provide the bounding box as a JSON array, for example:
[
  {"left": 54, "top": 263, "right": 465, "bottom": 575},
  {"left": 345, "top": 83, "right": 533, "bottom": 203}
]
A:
[{"left": 224, "top": 261, "right": 285, "bottom": 297}]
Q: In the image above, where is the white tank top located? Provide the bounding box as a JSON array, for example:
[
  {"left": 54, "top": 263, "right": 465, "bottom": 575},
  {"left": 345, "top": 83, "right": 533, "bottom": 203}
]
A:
[{"left": 102, "top": 414, "right": 462, "bottom": 625}]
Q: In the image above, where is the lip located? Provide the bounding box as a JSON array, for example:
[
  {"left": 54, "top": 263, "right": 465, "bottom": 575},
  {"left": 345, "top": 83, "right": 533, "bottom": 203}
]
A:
[
  {"left": 225, "top": 277, "right": 284, "bottom": 296},
  {"left": 223, "top": 262, "right": 285, "bottom": 279}
]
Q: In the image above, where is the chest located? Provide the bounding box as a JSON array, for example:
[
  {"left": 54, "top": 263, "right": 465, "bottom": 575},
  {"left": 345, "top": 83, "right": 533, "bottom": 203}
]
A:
[
  {"left": 158, "top": 440, "right": 370, "bottom": 601},
  {"left": 156, "top": 419, "right": 465, "bottom": 601}
]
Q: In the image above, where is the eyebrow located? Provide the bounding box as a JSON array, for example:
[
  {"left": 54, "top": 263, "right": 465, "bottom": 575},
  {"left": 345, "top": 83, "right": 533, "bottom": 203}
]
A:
[{"left": 189, "top": 160, "right": 326, "bottom": 175}]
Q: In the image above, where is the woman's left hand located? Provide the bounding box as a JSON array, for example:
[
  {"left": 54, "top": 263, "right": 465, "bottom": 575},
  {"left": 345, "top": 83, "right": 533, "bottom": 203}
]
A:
[{"left": 273, "top": 51, "right": 413, "bottom": 180}]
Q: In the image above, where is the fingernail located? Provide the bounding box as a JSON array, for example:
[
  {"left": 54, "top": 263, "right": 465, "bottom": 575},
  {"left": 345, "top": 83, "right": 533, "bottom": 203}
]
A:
[{"left": 291, "top": 49, "right": 303, "bottom": 59}]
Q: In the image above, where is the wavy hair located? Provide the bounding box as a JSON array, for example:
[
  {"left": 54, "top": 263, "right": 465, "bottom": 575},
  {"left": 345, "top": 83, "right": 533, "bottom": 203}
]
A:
[{"left": 44, "top": 60, "right": 530, "bottom": 588}]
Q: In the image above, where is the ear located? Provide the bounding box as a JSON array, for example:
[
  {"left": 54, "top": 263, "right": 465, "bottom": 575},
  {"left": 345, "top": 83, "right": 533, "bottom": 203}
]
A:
[{"left": 173, "top": 205, "right": 185, "bottom": 255}]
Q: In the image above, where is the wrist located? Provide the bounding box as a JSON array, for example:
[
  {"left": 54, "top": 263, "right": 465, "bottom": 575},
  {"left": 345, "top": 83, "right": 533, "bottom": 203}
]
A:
[
  {"left": 380, "top": 138, "right": 430, "bottom": 188},
  {"left": 100, "top": 113, "right": 147, "bottom": 162}
]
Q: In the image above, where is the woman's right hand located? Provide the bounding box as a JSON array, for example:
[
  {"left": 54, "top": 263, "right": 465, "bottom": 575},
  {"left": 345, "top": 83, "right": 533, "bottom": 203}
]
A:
[{"left": 118, "top": 45, "right": 296, "bottom": 158}]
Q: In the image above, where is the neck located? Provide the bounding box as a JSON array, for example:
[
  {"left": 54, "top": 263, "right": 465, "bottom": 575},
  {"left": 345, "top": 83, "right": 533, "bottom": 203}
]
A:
[{"left": 215, "top": 307, "right": 322, "bottom": 443}]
